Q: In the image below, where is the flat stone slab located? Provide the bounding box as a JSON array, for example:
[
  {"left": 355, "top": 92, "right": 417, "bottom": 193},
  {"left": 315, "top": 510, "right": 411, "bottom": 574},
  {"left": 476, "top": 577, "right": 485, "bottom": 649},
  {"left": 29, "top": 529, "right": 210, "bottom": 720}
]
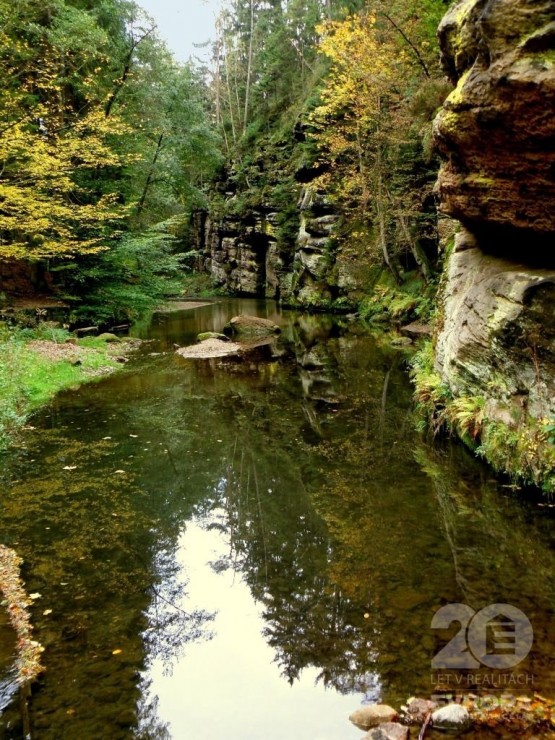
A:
[
  {"left": 176, "top": 339, "right": 244, "bottom": 359},
  {"left": 157, "top": 301, "right": 213, "bottom": 313}
]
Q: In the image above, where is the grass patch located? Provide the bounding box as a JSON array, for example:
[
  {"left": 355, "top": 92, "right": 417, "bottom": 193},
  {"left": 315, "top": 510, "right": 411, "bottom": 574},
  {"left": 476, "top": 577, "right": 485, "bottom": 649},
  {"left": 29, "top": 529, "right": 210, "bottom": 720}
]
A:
[{"left": 0, "top": 326, "right": 122, "bottom": 451}]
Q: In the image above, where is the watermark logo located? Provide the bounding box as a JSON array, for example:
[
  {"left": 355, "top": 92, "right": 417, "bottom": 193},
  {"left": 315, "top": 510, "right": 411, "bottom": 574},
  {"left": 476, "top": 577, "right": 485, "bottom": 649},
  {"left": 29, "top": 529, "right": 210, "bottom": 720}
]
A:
[{"left": 431, "top": 603, "right": 534, "bottom": 670}]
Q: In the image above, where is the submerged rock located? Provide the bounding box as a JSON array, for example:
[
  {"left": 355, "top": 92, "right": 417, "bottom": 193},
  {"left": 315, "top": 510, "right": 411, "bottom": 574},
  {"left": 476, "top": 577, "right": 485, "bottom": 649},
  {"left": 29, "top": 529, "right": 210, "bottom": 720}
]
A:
[
  {"left": 223, "top": 315, "right": 281, "bottom": 337},
  {"left": 349, "top": 704, "right": 398, "bottom": 731},
  {"left": 362, "top": 723, "right": 408, "bottom": 740},
  {"left": 432, "top": 703, "right": 472, "bottom": 732},
  {"left": 176, "top": 335, "right": 279, "bottom": 361},
  {"left": 197, "top": 332, "right": 229, "bottom": 342}
]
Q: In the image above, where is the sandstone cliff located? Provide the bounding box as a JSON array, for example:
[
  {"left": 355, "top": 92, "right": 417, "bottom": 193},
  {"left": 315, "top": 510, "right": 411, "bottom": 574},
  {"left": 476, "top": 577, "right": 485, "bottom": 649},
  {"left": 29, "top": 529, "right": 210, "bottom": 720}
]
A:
[
  {"left": 432, "top": 0, "right": 555, "bottom": 490},
  {"left": 199, "top": 182, "right": 369, "bottom": 309}
]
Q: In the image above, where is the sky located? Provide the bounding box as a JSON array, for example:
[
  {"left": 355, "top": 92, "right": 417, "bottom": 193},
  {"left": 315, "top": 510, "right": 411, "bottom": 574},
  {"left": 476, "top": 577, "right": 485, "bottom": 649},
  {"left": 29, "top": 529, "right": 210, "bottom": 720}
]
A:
[{"left": 137, "top": 0, "right": 222, "bottom": 63}]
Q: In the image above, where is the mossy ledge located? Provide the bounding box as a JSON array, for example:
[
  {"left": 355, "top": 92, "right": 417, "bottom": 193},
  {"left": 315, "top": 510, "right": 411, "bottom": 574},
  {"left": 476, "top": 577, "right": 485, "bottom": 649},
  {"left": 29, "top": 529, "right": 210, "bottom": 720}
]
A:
[{"left": 412, "top": 342, "right": 555, "bottom": 494}]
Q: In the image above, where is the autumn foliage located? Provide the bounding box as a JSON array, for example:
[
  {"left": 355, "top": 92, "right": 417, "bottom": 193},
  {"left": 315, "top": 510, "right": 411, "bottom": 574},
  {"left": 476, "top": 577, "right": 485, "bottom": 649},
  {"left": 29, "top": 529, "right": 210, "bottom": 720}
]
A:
[{"left": 0, "top": 544, "right": 45, "bottom": 685}]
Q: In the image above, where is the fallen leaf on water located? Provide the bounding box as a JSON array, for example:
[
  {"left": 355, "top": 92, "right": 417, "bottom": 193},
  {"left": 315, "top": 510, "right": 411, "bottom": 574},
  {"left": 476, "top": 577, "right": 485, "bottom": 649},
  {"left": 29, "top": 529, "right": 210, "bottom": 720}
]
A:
[
  {"left": 29, "top": 593, "right": 42, "bottom": 600},
  {"left": 129, "top": 434, "right": 138, "bottom": 438},
  {"left": 62, "top": 465, "right": 77, "bottom": 471},
  {"left": 43, "top": 609, "right": 53, "bottom": 616},
  {"left": 112, "top": 649, "right": 123, "bottom": 655},
  {"left": 114, "top": 470, "right": 126, "bottom": 474}
]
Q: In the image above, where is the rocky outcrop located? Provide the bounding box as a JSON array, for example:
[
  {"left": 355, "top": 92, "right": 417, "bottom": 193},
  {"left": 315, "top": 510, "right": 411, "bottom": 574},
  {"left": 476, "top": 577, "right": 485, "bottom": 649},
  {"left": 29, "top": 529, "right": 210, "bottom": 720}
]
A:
[
  {"left": 199, "top": 180, "right": 368, "bottom": 308},
  {"left": 202, "top": 210, "right": 282, "bottom": 297},
  {"left": 434, "top": 0, "right": 555, "bottom": 239},
  {"left": 436, "top": 229, "right": 555, "bottom": 423},
  {"left": 432, "top": 0, "right": 555, "bottom": 490}
]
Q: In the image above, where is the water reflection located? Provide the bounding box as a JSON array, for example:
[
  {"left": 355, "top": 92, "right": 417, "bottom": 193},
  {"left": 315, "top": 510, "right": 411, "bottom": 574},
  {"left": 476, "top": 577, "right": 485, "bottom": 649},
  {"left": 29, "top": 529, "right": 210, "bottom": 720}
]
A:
[{"left": 0, "top": 300, "right": 553, "bottom": 738}]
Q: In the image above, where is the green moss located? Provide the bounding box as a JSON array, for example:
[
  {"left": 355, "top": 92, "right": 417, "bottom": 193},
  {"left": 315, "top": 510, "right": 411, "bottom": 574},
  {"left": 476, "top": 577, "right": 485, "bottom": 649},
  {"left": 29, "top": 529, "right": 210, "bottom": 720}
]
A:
[
  {"left": 411, "top": 341, "right": 555, "bottom": 494},
  {"left": 478, "top": 420, "right": 555, "bottom": 494},
  {"left": 358, "top": 272, "right": 436, "bottom": 325},
  {"left": 444, "top": 68, "right": 471, "bottom": 107}
]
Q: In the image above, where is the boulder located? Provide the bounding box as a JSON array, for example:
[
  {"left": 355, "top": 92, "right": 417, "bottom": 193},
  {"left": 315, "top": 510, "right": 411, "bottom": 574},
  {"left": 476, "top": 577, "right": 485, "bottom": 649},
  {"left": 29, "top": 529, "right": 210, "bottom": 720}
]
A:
[
  {"left": 349, "top": 705, "right": 398, "bottom": 731},
  {"left": 432, "top": 704, "right": 472, "bottom": 732},
  {"left": 223, "top": 315, "right": 281, "bottom": 337},
  {"left": 404, "top": 698, "right": 438, "bottom": 724},
  {"left": 363, "top": 723, "right": 408, "bottom": 740}
]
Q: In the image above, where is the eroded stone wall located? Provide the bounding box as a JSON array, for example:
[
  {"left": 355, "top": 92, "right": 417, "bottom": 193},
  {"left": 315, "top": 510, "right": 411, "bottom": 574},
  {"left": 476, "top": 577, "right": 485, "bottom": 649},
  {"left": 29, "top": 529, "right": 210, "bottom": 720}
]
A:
[{"left": 433, "top": 0, "right": 555, "bottom": 487}]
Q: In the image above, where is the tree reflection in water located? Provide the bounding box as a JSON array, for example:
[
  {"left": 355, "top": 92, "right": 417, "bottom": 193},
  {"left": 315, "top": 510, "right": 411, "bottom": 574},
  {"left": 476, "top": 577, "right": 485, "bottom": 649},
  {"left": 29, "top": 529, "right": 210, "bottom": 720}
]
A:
[{"left": 0, "top": 304, "right": 553, "bottom": 738}]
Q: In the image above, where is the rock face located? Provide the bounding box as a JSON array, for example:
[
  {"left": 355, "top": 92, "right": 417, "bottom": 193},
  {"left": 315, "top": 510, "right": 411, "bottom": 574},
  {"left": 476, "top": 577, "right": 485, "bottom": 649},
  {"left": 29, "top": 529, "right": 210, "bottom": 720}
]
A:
[
  {"left": 197, "top": 182, "right": 368, "bottom": 307},
  {"left": 433, "top": 0, "right": 555, "bottom": 489},
  {"left": 436, "top": 229, "right": 555, "bottom": 423},
  {"left": 434, "top": 0, "right": 555, "bottom": 237},
  {"left": 198, "top": 210, "right": 282, "bottom": 298}
]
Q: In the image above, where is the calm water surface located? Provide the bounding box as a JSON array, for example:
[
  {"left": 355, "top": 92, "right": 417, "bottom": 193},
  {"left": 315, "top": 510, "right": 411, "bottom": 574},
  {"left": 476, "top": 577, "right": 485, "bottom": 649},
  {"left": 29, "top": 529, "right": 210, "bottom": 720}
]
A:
[{"left": 0, "top": 300, "right": 554, "bottom": 739}]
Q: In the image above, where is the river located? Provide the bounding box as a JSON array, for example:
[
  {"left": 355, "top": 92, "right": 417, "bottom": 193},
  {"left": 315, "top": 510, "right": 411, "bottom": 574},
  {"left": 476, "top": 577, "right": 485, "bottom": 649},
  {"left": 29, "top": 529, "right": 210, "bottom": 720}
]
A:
[{"left": 0, "top": 300, "right": 554, "bottom": 738}]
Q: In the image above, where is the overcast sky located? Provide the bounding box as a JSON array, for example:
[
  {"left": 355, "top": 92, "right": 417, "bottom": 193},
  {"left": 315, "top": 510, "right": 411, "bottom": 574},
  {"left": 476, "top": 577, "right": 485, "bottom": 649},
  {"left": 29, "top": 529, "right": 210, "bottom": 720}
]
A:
[{"left": 138, "top": 0, "right": 222, "bottom": 63}]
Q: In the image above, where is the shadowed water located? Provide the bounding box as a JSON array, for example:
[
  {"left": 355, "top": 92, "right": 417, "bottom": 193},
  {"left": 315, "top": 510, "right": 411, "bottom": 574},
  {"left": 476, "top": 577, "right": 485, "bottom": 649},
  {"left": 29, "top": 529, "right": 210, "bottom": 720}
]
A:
[{"left": 0, "top": 300, "right": 554, "bottom": 738}]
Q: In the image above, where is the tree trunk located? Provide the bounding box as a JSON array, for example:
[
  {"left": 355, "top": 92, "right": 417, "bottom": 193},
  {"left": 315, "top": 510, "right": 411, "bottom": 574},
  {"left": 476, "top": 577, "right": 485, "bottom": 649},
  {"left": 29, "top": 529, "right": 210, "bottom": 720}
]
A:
[
  {"left": 398, "top": 210, "right": 432, "bottom": 282},
  {"left": 105, "top": 28, "right": 153, "bottom": 118},
  {"left": 376, "top": 145, "right": 402, "bottom": 285},
  {"left": 136, "top": 132, "right": 164, "bottom": 217},
  {"left": 243, "top": 0, "right": 255, "bottom": 132}
]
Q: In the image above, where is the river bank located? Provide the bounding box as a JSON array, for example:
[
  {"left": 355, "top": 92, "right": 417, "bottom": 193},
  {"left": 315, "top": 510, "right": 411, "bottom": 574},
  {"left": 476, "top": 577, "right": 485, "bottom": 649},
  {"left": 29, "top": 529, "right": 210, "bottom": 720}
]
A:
[{"left": 0, "top": 324, "right": 142, "bottom": 452}]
